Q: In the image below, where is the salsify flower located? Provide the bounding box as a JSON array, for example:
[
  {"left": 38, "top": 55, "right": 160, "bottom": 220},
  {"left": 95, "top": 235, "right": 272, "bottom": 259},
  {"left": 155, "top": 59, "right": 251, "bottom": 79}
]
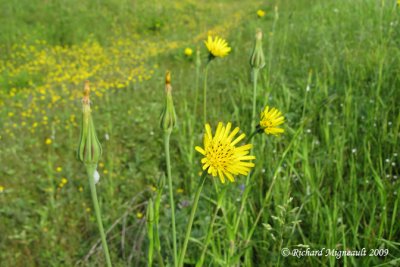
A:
[
  {"left": 259, "top": 106, "right": 285, "bottom": 135},
  {"left": 195, "top": 122, "right": 255, "bottom": 183},
  {"left": 204, "top": 36, "right": 231, "bottom": 59},
  {"left": 184, "top": 47, "right": 193, "bottom": 56},
  {"left": 257, "top": 9, "right": 266, "bottom": 18}
]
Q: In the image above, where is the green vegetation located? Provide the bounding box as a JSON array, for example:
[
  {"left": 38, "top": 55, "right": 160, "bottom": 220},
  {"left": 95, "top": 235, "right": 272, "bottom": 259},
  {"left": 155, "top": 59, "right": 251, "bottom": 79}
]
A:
[{"left": 0, "top": 0, "right": 399, "bottom": 266}]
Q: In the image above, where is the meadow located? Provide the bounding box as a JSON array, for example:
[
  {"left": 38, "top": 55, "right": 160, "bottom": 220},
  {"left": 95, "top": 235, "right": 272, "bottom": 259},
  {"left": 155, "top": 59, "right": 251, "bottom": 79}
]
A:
[{"left": 0, "top": 0, "right": 399, "bottom": 266}]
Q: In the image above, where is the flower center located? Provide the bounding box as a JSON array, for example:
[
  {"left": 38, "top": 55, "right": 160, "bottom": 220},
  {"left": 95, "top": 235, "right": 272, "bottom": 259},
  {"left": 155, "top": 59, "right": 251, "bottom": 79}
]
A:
[{"left": 206, "top": 140, "right": 234, "bottom": 170}]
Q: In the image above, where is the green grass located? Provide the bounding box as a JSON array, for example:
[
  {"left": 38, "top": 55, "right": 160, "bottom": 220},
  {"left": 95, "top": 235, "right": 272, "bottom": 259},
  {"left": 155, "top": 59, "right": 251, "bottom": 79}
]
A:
[{"left": 0, "top": 0, "right": 399, "bottom": 266}]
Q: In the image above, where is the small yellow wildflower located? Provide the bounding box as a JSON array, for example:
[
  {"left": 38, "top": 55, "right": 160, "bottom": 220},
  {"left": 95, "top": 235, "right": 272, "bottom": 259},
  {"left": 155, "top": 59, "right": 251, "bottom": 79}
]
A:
[
  {"left": 45, "top": 138, "right": 52, "bottom": 145},
  {"left": 0, "top": 186, "right": 4, "bottom": 192},
  {"left": 257, "top": 9, "right": 266, "bottom": 18},
  {"left": 184, "top": 47, "right": 193, "bottom": 56},
  {"left": 136, "top": 212, "right": 144, "bottom": 219},
  {"left": 8, "top": 112, "right": 14, "bottom": 117},
  {"left": 195, "top": 122, "right": 255, "bottom": 183},
  {"left": 398, "top": 0, "right": 400, "bottom": 6},
  {"left": 176, "top": 188, "right": 184, "bottom": 194},
  {"left": 103, "top": 169, "right": 108, "bottom": 175},
  {"left": 78, "top": 186, "right": 83, "bottom": 192},
  {"left": 98, "top": 162, "right": 105, "bottom": 168},
  {"left": 56, "top": 167, "right": 62, "bottom": 172},
  {"left": 86, "top": 207, "right": 91, "bottom": 213},
  {"left": 61, "top": 178, "right": 68, "bottom": 184},
  {"left": 259, "top": 106, "right": 285, "bottom": 135},
  {"left": 204, "top": 36, "right": 231, "bottom": 58}
]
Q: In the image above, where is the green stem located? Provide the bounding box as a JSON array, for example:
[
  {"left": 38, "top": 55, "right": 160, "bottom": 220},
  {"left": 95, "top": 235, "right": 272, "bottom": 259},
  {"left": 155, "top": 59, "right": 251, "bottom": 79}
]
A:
[
  {"left": 164, "top": 131, "right": 178, "bottom": 267},
  {"left": 245, "top": 128, "right": 260, "bottom": 144},
  {"left": 230, "top": 68, "right": 260, "bottom": 256},
  {"left": 233, "top": 68, "right": 260, "bottom": 232},
  {"left": 251, "top": 69, "right": 259, "bottom": 131},
  {"left": 86, "top": 164, "right": 112, "bottom": 267},
  {"left": 178, "top": 171, "right": 207, "bottom": 267},
  {"left": 196, "top": 204, "right": 219, "bottom": 267},
  {"left": 196, "top": 184, "right": 225, "bottom": 267},
  {"left": 203, "top": 62, "right": 210, "bottom": 125}
]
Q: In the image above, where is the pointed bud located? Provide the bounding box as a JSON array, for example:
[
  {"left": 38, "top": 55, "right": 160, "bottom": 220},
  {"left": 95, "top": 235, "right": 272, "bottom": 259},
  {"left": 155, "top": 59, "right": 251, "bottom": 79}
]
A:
[
  {"left": 250, "top": 29, "right": 266, "bottom": 70},
  {"left": 160, "top": 71, "right": 177, "bottom": 132},
  {"left": 77, "top": 81, "right": 103, "bottom": 166}
]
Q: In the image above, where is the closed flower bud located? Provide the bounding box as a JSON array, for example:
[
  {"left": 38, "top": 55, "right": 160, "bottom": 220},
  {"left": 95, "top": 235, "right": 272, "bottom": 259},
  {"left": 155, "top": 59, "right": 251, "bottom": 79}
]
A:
[
  {"left": 250, "top": 29, "right": 266, "bottom": 70},
  {"left": 160, "top": 71, "right": 177, "bottom": 132},
  {"left": 77, "top": 81, "right": 103, "bottom": 165}
]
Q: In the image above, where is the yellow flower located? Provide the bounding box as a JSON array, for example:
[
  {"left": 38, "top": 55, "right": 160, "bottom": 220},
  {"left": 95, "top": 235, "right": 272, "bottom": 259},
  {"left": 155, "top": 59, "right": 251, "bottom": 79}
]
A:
[
  {"left": 45, "top": 138, "right": 52, "bottom": 145},
  {"left": 398, "top": 0, "right": 400, "bottom": 6},
  {"left": 184, "top": 47, "right": 193, "bottom": 56},
  {"left": 56, "top": 167, "right": 62, "bottom": 172},
  {"left": 259, "top": 106, "right": 285, "bottom": 135},
  {"left": 176, "top": 188, "right": 184, "bottom": 194},
  {"left": 195, "top": 122, "right": 255, "bottom": 183},
  {"left": 257, "top": 9, "right": 266, "bottom": 18},
  {"left": 204, "top": 36, "right": 231, "bottom": 58},
  {"left": 0, "top": 186, "right": 4, "bottom": 192},
  {"left": 136, "top": 212, "right": 144, "bottom": 219},
  {"left": 61, "top": 178, "right": 68, "bottom": 184}
]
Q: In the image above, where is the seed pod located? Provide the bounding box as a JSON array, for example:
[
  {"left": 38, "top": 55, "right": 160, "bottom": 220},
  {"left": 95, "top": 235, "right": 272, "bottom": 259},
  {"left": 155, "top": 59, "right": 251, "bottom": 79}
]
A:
[
  {"left": 77, "top": 81, "right": 102, "bottom": 165},
  {"left": 160, "top": 71, "right": 177, "bottom": 132},
  {"left": 250, "top": 29, "right": 266, "bottom": 70}
]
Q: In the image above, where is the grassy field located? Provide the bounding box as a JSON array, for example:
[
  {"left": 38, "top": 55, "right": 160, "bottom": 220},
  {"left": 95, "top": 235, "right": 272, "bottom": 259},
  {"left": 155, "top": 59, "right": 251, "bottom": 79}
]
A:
[{"left": 0, "top": 0, "right": 399, "bottom": 266}]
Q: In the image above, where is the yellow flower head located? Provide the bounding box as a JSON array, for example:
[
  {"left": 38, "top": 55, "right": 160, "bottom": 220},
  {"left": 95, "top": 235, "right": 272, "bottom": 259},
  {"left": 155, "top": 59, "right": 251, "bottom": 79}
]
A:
[
  {"left": 195, "top": 122, "right": 255, "bottom": 183},
  {"left": 0, "top": 186, "right": 4, "bottom": 192},
  {"left": 204, "top": 36, "right": 231, "bottom": 59},
  {"left": 259, "top": 106, "right": 285, "bottom": 135},
  {"left": 184, "top": 47, "right": 193, "bottom": 56},
  {"left": 45, "top": 138, "right": 52, "bottom": 145},
  {"left": 257, "top": 9, "right": 266, "bottom": 18}
]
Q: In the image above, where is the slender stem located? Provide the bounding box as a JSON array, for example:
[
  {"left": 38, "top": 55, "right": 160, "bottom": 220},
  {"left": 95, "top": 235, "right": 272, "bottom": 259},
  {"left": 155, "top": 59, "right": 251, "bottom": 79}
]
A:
[
  {"left": 193, "top": 53, "right": 201, "bottom": 119},
  {"left": 156, "top": 250, "right": 165, "bottom": 267},
  {"left": 245, "top": 129, "right": 260, "bottom": 144},
  {"left": 178, "top": 171, "right": 207, "bottom": 267},
  {"left": 251, "top": 69, "right": 259, "bottom": 131},
  {"left": 196, "top": 184, "right": 225, "bottom": 267},
  {"left": 231, "top": 68, "right": 260, "bottom": 249},
  {"left": 86, "top": 164, "right": 112, "bottom": 267},
  {"left": 196, "top": 204, "right": 219, "bottom": 267},
  {"left": 164, "top": 131, "right": 177, "bottom": 267},
  {"left": 203, "top": 63, "right": 210, "bottom": 125}
]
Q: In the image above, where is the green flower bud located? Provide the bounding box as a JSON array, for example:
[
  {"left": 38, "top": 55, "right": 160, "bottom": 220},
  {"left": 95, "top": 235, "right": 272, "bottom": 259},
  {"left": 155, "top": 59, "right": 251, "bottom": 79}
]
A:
[
  {"left": 77, "top": 81, "right": 102, "bottom": 166},
  {"left": 160, "top": 71, "right": 177, "bottom": 132},
  {"left": 250, "top": 29, "right": 266, "bottom": 70}
]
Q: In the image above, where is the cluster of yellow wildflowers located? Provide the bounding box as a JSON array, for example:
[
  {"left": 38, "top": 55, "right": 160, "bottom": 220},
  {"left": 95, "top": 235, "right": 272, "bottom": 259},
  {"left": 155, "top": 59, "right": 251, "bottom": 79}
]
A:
[{"left": 0, "top": 37, "right": 185, "bottom": 140}]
